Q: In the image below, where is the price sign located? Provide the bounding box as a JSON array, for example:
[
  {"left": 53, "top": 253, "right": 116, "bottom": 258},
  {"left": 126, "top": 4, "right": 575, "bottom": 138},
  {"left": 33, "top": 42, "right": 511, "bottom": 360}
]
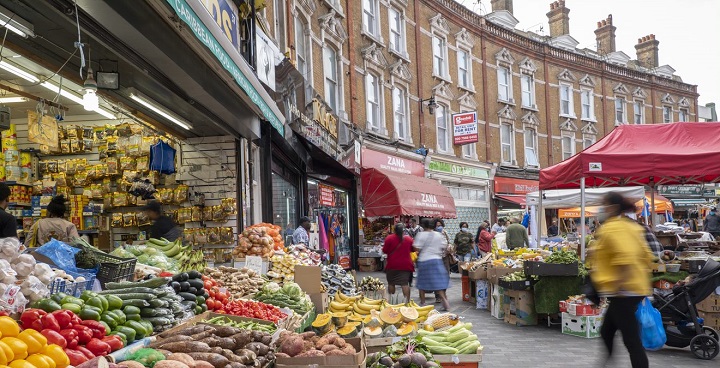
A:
[
  {"left": 318, "top": 184, "right": 335, "bottom": 206},
  {"left": 245, "top": 256, "right": 264, "bottom": 274}
]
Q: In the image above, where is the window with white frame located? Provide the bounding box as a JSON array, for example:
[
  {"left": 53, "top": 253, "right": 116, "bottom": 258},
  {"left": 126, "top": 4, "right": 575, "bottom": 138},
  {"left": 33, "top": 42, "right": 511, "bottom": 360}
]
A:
[
  {"left": 432, "top": 36, "right": 447, "bottom": 77},
  {"left": 435, "top": 104, "right": 449, "bottom": 152},
  {"left": 580, "top": 89, "right": 594, "bottom": 120},
  {"left": 362, "top": 0, "right": 380, "bottom": 38},
  {"left": 520, "top": 74, "right": 534, "bottom": 108},
  {"left": 273, "top": 0, "right": 287, "bottom": 51},
  {"left": 392, "top": 86, "right": 409, "bottom": 141},
  {"left": 524, "top": 129, "right": 538, "bottom": 167},
  {"left": 457, "top": 49, "right": 471, "bottom": 89},
  {"left": 663, "top": 106, "right": 672, "bottom": 123},
  {"left": 583, "top": 137, "right": 595, "bottom": 149},
  {"left": 323, "top": 46, "right": 339, "bottom": 112},
  {"left": 633, "top": 100, "right": 644, "bottom": 124},
  {"left": 500, "top": 123, "right": 514, "bottom": 164},
  {"left": 561, "top": 136, "right": 575, "bottom": 160},
  {"left": 388, "top": 7, "right": 405, "bottom": 54},
  {"left": 560, "top": 84, "right": 573, "bottom": 116},
  {"left": 294, "top": 17, "right": 308, "bottom": 78},
  {"left": 679, "top": 108, "right": 688, "bottom": 122},
  {"left": 614, "top": 97, "right": 626, "bottom": 124},
  {"left": 365, "top": 73, "right": 382, "bottom": 130},
  {"left": 462, "top": 143, "right": 475, "bottom": 158},
  {"left": 497, "top": 67, "right": 511, "bottom": 102}
]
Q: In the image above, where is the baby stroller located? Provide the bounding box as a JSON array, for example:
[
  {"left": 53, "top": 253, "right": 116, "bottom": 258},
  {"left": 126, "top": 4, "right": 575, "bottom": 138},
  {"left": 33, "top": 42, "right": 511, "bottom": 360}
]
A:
[{"left": 652, "top": 258, "right": 720, "bottom": 360}]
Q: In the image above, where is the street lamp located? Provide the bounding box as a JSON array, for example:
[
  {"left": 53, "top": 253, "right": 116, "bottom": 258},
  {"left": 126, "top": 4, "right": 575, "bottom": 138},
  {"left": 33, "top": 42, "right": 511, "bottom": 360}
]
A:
[{"left": 420, "top": 95, "right": 437, "bottom": 115}]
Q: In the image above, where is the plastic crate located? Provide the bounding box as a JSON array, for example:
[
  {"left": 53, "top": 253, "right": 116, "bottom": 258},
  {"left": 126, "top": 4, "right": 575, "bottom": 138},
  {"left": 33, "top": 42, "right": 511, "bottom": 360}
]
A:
[
  {"left": 48, "top": 275, "right": 96, "bottom": 297},
  {"left": 92, "top": 249, "right": 137, "bottom": 286}
]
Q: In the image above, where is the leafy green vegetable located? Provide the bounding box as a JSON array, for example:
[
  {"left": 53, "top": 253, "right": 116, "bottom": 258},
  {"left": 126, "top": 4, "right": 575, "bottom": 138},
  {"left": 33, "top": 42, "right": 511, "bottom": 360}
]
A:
[{"left": 282, "top": 282, "right": 303, "bottom": 298}]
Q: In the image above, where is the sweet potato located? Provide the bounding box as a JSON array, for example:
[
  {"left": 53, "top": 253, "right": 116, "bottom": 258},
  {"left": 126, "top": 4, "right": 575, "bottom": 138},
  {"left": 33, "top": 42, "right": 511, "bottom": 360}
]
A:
[
  {"left": 341, "top": 345, "right": 356, "bottom": 355},
  {"left": 186, "top": 353, "right": 229, "bottom": 368},
  {"left": 296, "top": 350, "right": 326, "bottom": 357},
  {"left": 118, "top": 361, "right": 145, "bottom": 368},
  {"left": 192, "top": 361, "right": 214, "bottom": 368},
  {"left": 154, "top": 361, "right": 189, "bottom": 368},
  {"left": 243, "top": 343, "right": 269, "bottom": 357},
  {"left": 163, "top": 325, "right": 214, "bottom": 337},
  {"left": 321, "top": 345, "right": 338, "bottom": 353},
  {"left": 333, "top": 337, "right": 347, "bottom": 349},
  {"left": 325, "top": 349, "right": 348, "bottom": 356},
  {"left": 161, "top": 342, "right": 212, "bottom": 353},
  {"left": 299, "top": 331, "right": 316, "bottom": 339},
  {"left": 314, "top": 337, "right": 330, "bottom": 349},
  {"left": 212, "top": 326, "right": 241, "bottom": 338},
  {"left": 280, "top": 335, "right": 305, "bottom": 357},
  {"left": 150, "top": 336, "right": 194, "bottom": 348},
  {"left": 167, "top": 353, "right": 195, "bottom": 367}
]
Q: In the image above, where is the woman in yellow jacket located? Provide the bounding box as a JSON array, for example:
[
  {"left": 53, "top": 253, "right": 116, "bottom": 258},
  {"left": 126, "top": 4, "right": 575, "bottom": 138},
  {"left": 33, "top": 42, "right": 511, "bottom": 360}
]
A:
[{"left": 588, "top": 192, "right": 654, "bottom": 368}]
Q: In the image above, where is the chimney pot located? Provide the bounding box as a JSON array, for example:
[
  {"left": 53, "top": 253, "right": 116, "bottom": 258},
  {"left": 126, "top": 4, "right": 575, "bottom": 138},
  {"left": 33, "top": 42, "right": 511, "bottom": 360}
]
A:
[
  {"left": 595, "top": 13, "right": 617, "bottom": 55},
  {"left": 597, "top": 21, "right": 602, "bottom": 28},
  {"left": 559, "top": 0, "right": 565, "bottom": 6},
  {"left": 547, "top": 0, "right": 570, "bottom": 37},
  {"left": 650, "top": 34, "right": 655, "bottom": 39},
  {"left": 636, "top": 34, "right": 660, "bottom": 69},
  {"left": 638, "top": 38, "right": 642, "bottom": 43}
]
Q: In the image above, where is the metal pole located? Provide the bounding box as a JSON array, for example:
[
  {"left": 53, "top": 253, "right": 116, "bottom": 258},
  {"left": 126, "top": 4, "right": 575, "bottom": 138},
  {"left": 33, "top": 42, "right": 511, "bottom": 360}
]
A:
[
  {"left": 580, "top": 177, "right": 586, "bottom": 261},
  {"left": 537, "top": 190, "right": 543, "bottom": 246}
]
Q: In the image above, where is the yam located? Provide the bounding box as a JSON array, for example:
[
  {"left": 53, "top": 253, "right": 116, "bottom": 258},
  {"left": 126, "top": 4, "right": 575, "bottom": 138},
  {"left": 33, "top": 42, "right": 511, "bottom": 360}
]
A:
[
  {"left": 260, "top": 335, "right": 271, "bottom": 346},
  {"left": 296, "top": 350, "right": 326, "bottom": 358},
  {"left": 231, "top": 332, "right": 252, "bottom": 349},
  {"left": 167, "top": 353, "right": 195, "bottom": 367},
  {"left": 280, "top": 335, "right": 305, "bottom": 357},
  {"left": 233, "top": 349, "right": 257, "bottom": 365},
  {"left": 161, "top": 342, "right": 212, "bottom": 353},
  {"left": 320, "top": 345, "right": 338, "bottom": 353},
  {"left": 163, "top": 325, "right": 214, "bottom": 337},
  {"left": 154, "top": 361, "right": 190, "bottom": 368},
  {"left": 186, "top": 353, "right": 230, "bottom": 368},
  {"left": 243, "top": 343, "right": 269, "bottom": 357},
  {"left": 192, "top": 362, "right": 214, "bottom": 368},
  {"left": 250, "top": 331, "right": 265, "bottom": 342},
  {"left": 190, "top": 331, "right": 217, "bottom": 341},
  {"left": 220, "top": 349, "right": 246, "bottom": 364},
  {"left": 213, "top": 326, "right": 241, "bottom": 338},
  {"left": 119, "top": 361, "right": 145, "bottom": 368},
  {"left": 150, "top": 336, "right": 193, "bottom": 348},
  {"left": 333, "top": 337, "right": 347, "bottom": 349},
  {"left": 325, "top": 349, "right": 348, "bottom": 356},
  {"left": 341, "top": 345, "right": 356, "bottom": 355}
]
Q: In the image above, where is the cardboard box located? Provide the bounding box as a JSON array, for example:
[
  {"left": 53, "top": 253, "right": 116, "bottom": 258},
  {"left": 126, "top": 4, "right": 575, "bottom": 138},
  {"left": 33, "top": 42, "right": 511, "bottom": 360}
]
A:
[
  {"left": 488, "top": 267, "right": 518, "bottom": 284},
  {"left": 490, "top": 283, "right": 505, "bottom": 320},
  {"left": 468, "top": 264, "right": 488, "bottom": 280},
  {"left": 559, "top": 301, "right": 568, "bottom": 313},
  {"left": 697, "top": 292, "right": 720, "bottom": 313},
  {"left": 358, "top": 258, "right": 377, "bottom": 266},
  {"left": 567, "top": 303, "right": 602, "bottom": 316},
  {"left": 562, "top": 312, "right": 604, "bottom": 338},
  {"left": 364, "top": 337, "right": 397, "bottom": 354},
  {"left": 275, "top": 337, "right": 365, "bottom": 368},
  {"left": 308, "top": 292, "right": 329, "bottom": 314},
  {"left": 295, "top": 265, "right": 323, "bottom": 294},
  {"left": 699, "top": 311, "right": 720, "bottom": 330},
  {"left": 503, "top": 289, "right": 537, "bottom": 326},
  {"left": 359, "top": 264, "right": 380, "bottom": 272}
]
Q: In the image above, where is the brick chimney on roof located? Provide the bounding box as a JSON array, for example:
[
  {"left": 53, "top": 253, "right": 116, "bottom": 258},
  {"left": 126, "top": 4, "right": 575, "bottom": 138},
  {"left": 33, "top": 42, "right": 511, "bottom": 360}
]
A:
[
  {"left": 547, "top": 0, "right": 570, "bottom": 37},
  {"left": 594, "top": 14, "right": 616, "bottom": 55},
  {"left": 491, "top": 0, "right": 514, "bottom": 14},
  {"left": 635, "top": 34, "right": 660, "bottom": 69}
]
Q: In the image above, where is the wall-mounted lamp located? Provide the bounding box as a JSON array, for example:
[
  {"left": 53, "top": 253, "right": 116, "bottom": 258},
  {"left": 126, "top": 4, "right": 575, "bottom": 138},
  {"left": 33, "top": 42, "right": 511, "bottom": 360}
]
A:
[{"left": 420, "top": 95, "right": 437, "bottom": 115}]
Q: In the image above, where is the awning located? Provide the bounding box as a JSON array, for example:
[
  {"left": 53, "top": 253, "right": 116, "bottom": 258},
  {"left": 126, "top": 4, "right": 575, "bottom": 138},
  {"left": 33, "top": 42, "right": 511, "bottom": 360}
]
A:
[
  {"left": 361, "top": 168, "right": 457, "bottom": 218},
  {"left": 496, "top": 195, "right": 526, "bottom": 207}
]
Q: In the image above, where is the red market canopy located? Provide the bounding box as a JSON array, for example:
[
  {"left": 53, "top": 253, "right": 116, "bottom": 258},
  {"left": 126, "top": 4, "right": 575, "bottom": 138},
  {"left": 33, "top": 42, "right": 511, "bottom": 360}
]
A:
[
  {"left": 361, "top": 168, "right": 457, "bottom": 218},
  {"left": 540, "top": 122, "right": 720, "bottom": 190}
]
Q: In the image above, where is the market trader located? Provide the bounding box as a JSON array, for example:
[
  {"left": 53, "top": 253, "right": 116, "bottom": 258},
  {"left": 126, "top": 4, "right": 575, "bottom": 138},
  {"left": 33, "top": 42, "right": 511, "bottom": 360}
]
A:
[
  {"left": 0, "top": 183, "right": 17, "bottom": 238},
  {"left": 704, "top": 207, "right": 720, "bottom": 239},
  {"left": 143, "top": 200, "right": 181, "bottom": 241},
  {"left": 292, "top": 216, "right": 311, "bottom": 246},
  {"left": 505, "top": 217, "right": 529, "bottom": 250}
]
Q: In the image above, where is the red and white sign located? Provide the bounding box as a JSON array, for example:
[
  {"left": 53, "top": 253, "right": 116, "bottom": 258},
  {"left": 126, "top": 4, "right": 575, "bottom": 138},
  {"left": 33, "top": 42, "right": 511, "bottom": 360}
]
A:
[
  {"left": 494, "top": 177, "right": 539, "bottom": 195},
  {"left": 318, "top": 184, "right": 335, "bottom": 206},
  {"left": 452, "top": 111, "right": 479, "bottom": 145},
  {"left": 361, "top": 148, "right": 425, "bottom": 177}
]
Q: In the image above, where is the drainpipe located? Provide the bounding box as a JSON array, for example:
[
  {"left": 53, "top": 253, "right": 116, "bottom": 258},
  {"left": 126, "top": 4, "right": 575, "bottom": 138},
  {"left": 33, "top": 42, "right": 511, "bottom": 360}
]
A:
[
  {"left": 480, "top": 28, "right": 490, "bottom": 160},
  {"left": 542, "top": 45, "right": 553, "bottom": 166},
  {"left": 345, "top": 0, "right": 357, "bottom": 132},
  {"left": 601, "top": 69, "right": 607, "bottom": 134},
  {"left": 414, "top": 0, "right": 425, "bottom": 146}
]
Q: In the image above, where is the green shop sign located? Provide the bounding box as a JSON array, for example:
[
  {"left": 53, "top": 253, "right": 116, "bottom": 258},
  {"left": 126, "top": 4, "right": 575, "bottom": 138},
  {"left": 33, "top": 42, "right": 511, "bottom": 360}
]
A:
[
  {"left": 165, "top": 0, "right": 284, "bottom": 135},
  {"left": 429, "top": 160, "right": 490, "bottom": 179}
]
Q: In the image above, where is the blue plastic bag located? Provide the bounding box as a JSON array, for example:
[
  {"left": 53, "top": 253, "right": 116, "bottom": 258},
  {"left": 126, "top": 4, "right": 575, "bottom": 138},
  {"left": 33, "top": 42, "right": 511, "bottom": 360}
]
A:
[{"left": 635, "top": 297, "right": 667, "bottom": 351}]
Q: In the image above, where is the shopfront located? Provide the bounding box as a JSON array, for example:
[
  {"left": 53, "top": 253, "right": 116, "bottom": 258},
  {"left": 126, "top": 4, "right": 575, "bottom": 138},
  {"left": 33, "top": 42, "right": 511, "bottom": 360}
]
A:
[
  {"left": 427, "top": 158, "right": 492, "bottom": 238},
  {"left": 493, "top": 177, "right": 539, "bottom": 220}
]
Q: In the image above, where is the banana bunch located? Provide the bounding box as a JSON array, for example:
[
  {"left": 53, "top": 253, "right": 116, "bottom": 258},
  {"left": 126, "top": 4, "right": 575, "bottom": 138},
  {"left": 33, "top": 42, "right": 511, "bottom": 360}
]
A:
[
  {"left": 407, "top": 300, "right": 434, "bottom": 323},
  {"left": 146, "top": 238, "right": 207, "bottom": 272},
  {"left": 178, "top": 249, "right": 208, "bottom": 272},
  {"left": 328, "top": 291, "right": 361, "bottom": 313}
]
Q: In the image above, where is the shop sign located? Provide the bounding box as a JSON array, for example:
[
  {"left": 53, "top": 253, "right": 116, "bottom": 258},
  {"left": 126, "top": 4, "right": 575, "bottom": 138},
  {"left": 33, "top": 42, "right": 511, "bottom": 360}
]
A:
[
  {"left": 340, "top": 141, "right": 361, "bottom": 175},
  {"left": 288, "top": 98, "right": 340, "bottom": 159},
  {"left": 256, "top": 28, "right": 281, "bottom": 91},
  {"left": 703, "top": 189, "right": 719, "bottom": 198},
  {"left": 166, "top": 0, "right": 284, "bottom": 135},
  {"left": 198, "top": 0, "right": 239, "bottom": 49},
  {"left": 659, "top": 184, "right": 703, "bottom": 197},
  {"left": 452, "top": 111, "right": 478, "bottom": 145},
  {"left": 362, "top": 148, "right": 424, "bottom": 177},
  {"left": 494, "top": 177, "right": 539, "bottom": 195},
  {"left": 319, "top": 184, "right": 335, "bottom": 206},
  {"left": 429, "top": 160, "right": 489, "bottom": 179}
]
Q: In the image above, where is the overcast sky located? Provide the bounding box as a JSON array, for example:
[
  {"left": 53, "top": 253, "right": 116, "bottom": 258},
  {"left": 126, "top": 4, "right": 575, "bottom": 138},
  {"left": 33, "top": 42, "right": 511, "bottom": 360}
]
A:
[{"left": 457, "top": 0, "right": 720, "bottom": 107}]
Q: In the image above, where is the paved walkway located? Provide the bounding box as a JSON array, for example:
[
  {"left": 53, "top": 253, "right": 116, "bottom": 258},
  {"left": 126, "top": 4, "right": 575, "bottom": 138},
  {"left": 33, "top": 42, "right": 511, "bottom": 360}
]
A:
[{"left": 357, "top": 272, "right": 717, "bottom": 367}]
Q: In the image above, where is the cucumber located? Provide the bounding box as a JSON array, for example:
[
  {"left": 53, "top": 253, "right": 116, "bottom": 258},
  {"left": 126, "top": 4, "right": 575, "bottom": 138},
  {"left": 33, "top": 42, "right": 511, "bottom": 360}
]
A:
[
  {"left": 105, "top": 277, "right": 170, "bottom": 290},
  {"left": 117, "top": 293, "right": 155, "bottom": 301},
  {"left": 122, "top": 299, "right": 150, "bottom": 308},
  {"left": 148, "top": 299, "right": 169, "bottom": 308},
  {"left": 98, "top": 287, "right": 159, "bottom": 295},
  {"left": 180, "top": 300, "right": 197, "bottom": 310},
  {"left": 145, "top": 317, "right": 172, "bottom": 326},
  {"left": 178, "top": 292, "right": 196, "bottom": 302},
  {"left": 123, "top": 306, "right": 141, "bottom": 315},
  {"left": 187, "top": 279, "right": 204, "bottom": 290}
]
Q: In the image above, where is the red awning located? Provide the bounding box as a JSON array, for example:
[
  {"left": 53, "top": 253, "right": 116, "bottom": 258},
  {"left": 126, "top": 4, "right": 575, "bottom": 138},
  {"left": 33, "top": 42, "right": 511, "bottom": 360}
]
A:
[
  {"left": 496, "top": 195, "right": 527, "bottom": 207},
  {"left": 361, "top": 168, "right": 457, "bottom": 218}
]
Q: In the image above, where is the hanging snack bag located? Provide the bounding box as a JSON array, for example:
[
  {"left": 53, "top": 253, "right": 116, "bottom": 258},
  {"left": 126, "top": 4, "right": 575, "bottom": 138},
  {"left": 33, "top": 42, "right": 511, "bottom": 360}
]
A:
[
  {"left": 111, "top": 213, "right": 123, "bottom": 228},
  {"left": 53, "top": 172, "right": 67, "bottom": 187},
  {"left": 177, "top": 208, "right": 191, "bottom": 224},
  {"left": 123, "top": 170, "right": 139, "bottom": 182},
  {"left": 203, "top": 206, "right": 213, "bottom": 222},
  {"left": 136, "top": 156, "right": 149, "bottom": 171},
  {"left": 222, "top": 198, "right": 237, "bottom": 214},
  {"left": 194, "top": 228, "right": 208, "bottom": 244},
  {"left": 136, "top": 211, "right": 152, "bottom": 227},
  {"left": 60, "top": 140, "right": 70, "bottom": 154},
  {"left": 91, "top": 184, "right": 104, "bottom": 200},
  {"left": 128, "top": 135, "right": 142, "bottom": 157},
  {"left": 94, "top": 126, "right": 106, "bottom": 140},
  {"left": 70, "top": 139, "right": 84, "bottom": 153},
  {"left": 147, "top": 171, "right": 160, "bottom": 185},
  {"left": 120, "top": 156, "right": 135, "bottom": 170},
  {"left": 123, "top": 213, "right": 136, "bottom": 227},
  {"left": 220, "top": 227, "right": 234, "bottom": 244},
  {"left": 95, "top": 163, "right": 108, "bottom": 178},
  {"left": 191, "top": 206, "right": 202, "bottom": 222},
  {"left": 113, "top": 192, "right": 128, "bottom": 207},
  {"left": 207, "top": 227, "right": 220, "bottom": 244},
  {"left": 83, "top": 127, "right": 95, "bottom": 139},
  {"left": 183, "top": 228, "right": 195, "bottom": 246},
  {"left": 212, "top": 205, "right": 226, "bottom": 222},
  {"left": 73, "top": 171, "right": 88, "bottom": 187},
  {"left": 174, "top": 184, "right": 189, "bottom": 204},
  {"left": 102, "top": 178, "right": 112, "bottom": 193},
  {"left": 76, "top": 158, "right": 88, "bottom": 172},
  {"left": 106, "top": 136, "right": 119, "bottom": 153},
  {"left": 106, "top": 157, "right": 119, "bottom": 176}
]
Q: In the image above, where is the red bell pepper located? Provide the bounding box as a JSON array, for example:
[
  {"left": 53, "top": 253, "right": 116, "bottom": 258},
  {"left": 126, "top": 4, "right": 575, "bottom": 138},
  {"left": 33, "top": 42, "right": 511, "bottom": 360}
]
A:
[
  {"left": 72, "top": 325, "right": 94, "bottom": 344},
  {"left": 59, "top": 329, "right": 79, "bottom": 349},
  {"left": 42, "top": 313, "right": 62, "bottom": 332},
  {"left": 50, "top": 310, "right": 75, "bottom": 329},
  {"left": 0, "top": 310, "right": 9, "bottom": 317},
  {"left": 41, "top": 329, "right": 67, "bottom": 349},
  {"left": 75, "top": 345, "right": 96, "bottom": 360},
  {"left": 80, "top": 320, "right": 107, "bottom": 339},
  {"left": 86, "top": 338, "right": 111, "bottom": 356},
  {"left": 21, "top": 309, "right": 46, "bottom": 331},
  {"left": 101, "top": 335, "right": 123, "bottom": 352},
  {"left": 64, "top": 348, "right": 89, "bottom": 366}
]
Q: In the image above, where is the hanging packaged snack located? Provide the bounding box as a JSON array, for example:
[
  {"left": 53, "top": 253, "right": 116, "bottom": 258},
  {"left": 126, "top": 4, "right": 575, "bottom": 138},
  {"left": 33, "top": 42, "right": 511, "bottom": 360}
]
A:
[
  {"left": 106, "top": 136, "right": 119, "bottom": 153},
  {"left": 56, "top": 160, "right": 67, "bottom": 173},
  {"left": 106, "top": 157, "right": 119, "bottom": 175},
  {"left": 136, "top": 211, "right": 152, "bottom": 226},
  {"left": 157, "top": 188, "right": 173, "bottom": 204},
  {"left": 103, "top": 195, "right": 113, "bottom": 210},
  {"left": 203, "top": 206, "right": 213, "bottom": 222},
  {"left": 111, "top": 213, "right": 123, "bottom": 227},
  {"left": 120, "top": 156, "right": 135, "bottom": 170},
  {"left": 38, "top": 161, "right": 48, "bottom": 174},
  {"left": 128, "top": 135, "right": 142, "bottom": 157},
  {"left": 97, "top": 142, "right": 108, "bottom": 159},
  {"left": 73, "top": 171, "right": 88, "bottom": 187},
  {"left": 177, "top": 208, "right": 191, "bottom": 224},
  {"left": 46, "top": 160, "right": 58, "bottom": 173},
  {"left": 195, "top": 228, "right": 208, "bottom": 244},
  {"left": 212, "top": 205, "right": 227, "bottom": 222},
  {"left": 184, "top": 228, "right": 195, "bottom": 246},
  {"left": 147, "top": 171, "right": 160, "bottom": 185},
  {"left": 221, "top": 198, "right": 237, "bottom": 214},
  {"left": 53, "top": 172, "right": 67, "bottom": 187},
  {"left": 102, "top": 178, "right": 112, "bottom": 193},
  {"left": 76, "top": 158, "right": 88, "bottom": 172},
  {"left": 141, "top": 136, "right": 156, "bottom": 152},
  {"left": 104, "top": 124, "right": 117, "bottom": 137},
  {"left": 117, "top": 122, "right": 133, "bottom": 137},
  {"left": 19, "top": 152, "right": 31, "bottom": 168},
  {"left": 127, "top": 194, "right": 137, "bottom": 206},
  {"left": 66, "top": 125, "right": 79, "bottom": 139},
  {"left": 60, "top": 140, "right": 71, "bottom": 154},
  {"left": 123, "top": 212, "right": 136, "bottom": 227},
  {"left": 191, "top": 206, "right": 202, "bottom": 222},
  {"left": 91, "top": 184, "right": 104, "bottom": 200},
  {"left": 83, "top": 126, "right": 95, "bottom": 139},
  {"left": 220, "top": 227, "right": 234, "bottom": 244},
  {"left": 113, "top": 192, "right": 128, "bottom": 207},
  {"left": 123, "top": 170, "right": 139, "bottom": 182},
  {"left": 83, "top": 138, "right": 94, "bottom": 152},
  {"left": 207, "top": 227, "right": 220, "bottom": 244},
  {"left": 86, "top": 165, "right": 97, "bottom": 180},
  {"left": 174, "top": 184, "right": 189, "bottom": 204},
  {"left": 95, "top": 163, "right": 108, "bottom": 178},
  {"left": 94, "top": 126, "right": 106, "bottom": 140},
  {"left": 70, "top": 139, "right": 84, "bottom": 153},
  {"left": 136, "top": 155, "right": 149, "bottom": 171}
]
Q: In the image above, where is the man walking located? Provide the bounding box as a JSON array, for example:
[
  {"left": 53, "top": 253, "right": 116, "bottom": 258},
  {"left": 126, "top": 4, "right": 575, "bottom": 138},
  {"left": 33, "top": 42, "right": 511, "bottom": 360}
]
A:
[
  {"left": 704, "top": 207, "right": 720, "bottom": 239},
  {"left": 404, "top": 218, "right": 423, "bottom": 238},
  {"left": 505, "top": 218, "right": 529, "bottom": 250}
]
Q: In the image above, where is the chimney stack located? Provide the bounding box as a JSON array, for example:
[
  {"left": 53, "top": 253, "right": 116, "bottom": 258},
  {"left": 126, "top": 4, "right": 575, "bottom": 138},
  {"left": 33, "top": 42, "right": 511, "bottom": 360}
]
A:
[
  {"left": 594, "top": 14, "right": 616, "bottom": 55},
  {"left": 635, "top": 34, "right": 660, "bottom": 69},
  {"left": 547, "top": 1, "right": 570, "bottom": 37},
  {"left": 491, "top": 0, "right": 514, "bottom": 14}
]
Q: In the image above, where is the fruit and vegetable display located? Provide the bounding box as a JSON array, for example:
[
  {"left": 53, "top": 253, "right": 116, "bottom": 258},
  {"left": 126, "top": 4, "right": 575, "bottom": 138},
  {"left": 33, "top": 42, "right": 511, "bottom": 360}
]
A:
[
  {"left": 417, "top": 321, "right": 482, "bottom": 355},
  {"left": 113, "top": 238, "right": 206, "bottom": 273},
  {"left": 0, "top": 239, "right": 55, "bottom": 312},
  {"left": 267, "top": 252, "right": 320, "bottom": 283},
  {"left": 321, "top": 265, "right": 357, "bottom": 297},
  {"left": 500, "top": 270, "right": 530, "bottom": 282},
  {"left": 276, "top": 331, "right": 357, "bottom": 358},
  {"left": 203, "top": 267, "right": 265, "bottom": 299},
  {"left": 148, "top": 323, "right": 275, "bottom": 368},
  {"left": 251, "top": 282, "right": 313, "bottom": 316},
  {"left": 367, "top": 337, "right": 440, "bottom": 368},
  {"left": 328, "top": 293, "right": 433, "bottom": 323},
  {"left": 208, "top": 300, "right": 287, "bottom": 323},
  {"left": 0, "top": 314, "right": 72, "bottom": 368},
  {"left": 544, "top": 249, "right": 579, "bottom": 264},
  {"left": 233, "top": 223, "right": 285, "bottom": 258},
  {"left": 203, "top": 316, "right": 277, "bottom": 334},
  {"left": 358, "top": 277, "right": 386, "bottom": 293}
]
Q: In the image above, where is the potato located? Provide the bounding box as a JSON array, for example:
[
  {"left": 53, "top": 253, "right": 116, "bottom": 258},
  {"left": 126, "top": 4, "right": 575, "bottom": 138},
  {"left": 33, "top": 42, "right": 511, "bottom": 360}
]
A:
[
  {"left": 280, "top": 336, "right": 305, "bottom": 357},
  {"left": 167, "top": 353, "right": 195, "bottom": 367},
  {"left": 154, "top": 361, "right": 190, "bottom": 368},
  {"left": 320, "top": 345, "right": 338, "bottom": 353},
  {"left": 325, "top": 350, "right": 348, "bottom": 356},
  {"left": 186, "top": 354, "right": 229, "bottom": 368},
  {"left": 243, "top": 343, "right": 269, "bottom": 357},
  {"left": 192, "top": 361, "right": 214, "bottom": 368},
  {"left": 119, "top": 361, "right": 145, "bottom": 368},
  {"left": 296, "top": 350, "right": 326, "bottom": 357}
]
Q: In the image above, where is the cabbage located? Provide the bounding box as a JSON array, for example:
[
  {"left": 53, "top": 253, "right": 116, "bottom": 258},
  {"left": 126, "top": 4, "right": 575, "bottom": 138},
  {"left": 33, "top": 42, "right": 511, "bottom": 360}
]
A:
[
  {"left": 282, "top": 282, "right": 303, "bottom": 298},
  {"left": 263, "top": 282, "right": 281, "bottom": 294}
]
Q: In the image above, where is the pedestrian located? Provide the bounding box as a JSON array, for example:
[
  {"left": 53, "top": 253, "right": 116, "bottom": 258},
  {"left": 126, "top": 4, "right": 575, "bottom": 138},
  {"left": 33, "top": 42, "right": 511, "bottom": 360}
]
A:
[
  {"left": 703, "top": 207, "right": 720, "bottom": 239},
  {"left": 0, "top": 183, "right": 17, "bottom": 239},
  {"left": 491, "top": 218, "right": 506, "bottom": 234},
  {"left": 292, "top": 216, "right": 312, "bottom": 246},
  {"left": 25, "top": 195, "right": 79, "bottom": 247},
  {"left": 453, "top": 222, "right": 475, "bottom": 262},
  {"left": 475, "top": 221, "right": 494, "bottom": 256},
  {"left": 383, "top": 223, "right": 414, "bottom": 303},
  {"left": 413, "top": 218, "right": 450, "bottom": 310},
  {"left": 434, "top": 219, "right": 454, "bottom": 273},
  {"left": 404, "top": 218, "right": 423, "bottom": 238},
  {"left": 505, "top": 217, "right": 529, "bottom": 249},
  {"left": 547, "top": 220, "right": 559, "bottom": 237},
  {"left": 143, "top": 200, "right": 181, "bottom": 241},
  {"left": 681, "top": 219, "right": 691, "bottom": 231},
  {"left": 588, "top": 192, "right": 653, "bottom": 368},
  {"left": 635, "top": 218, "right": 663, "bottom": 255}
]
